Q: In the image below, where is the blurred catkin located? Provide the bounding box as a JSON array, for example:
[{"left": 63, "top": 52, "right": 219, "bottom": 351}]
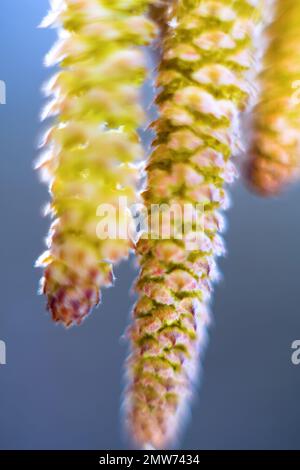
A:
[
  {"left": 36, "top": 0, "right": 157, "bottom": 327},
  {"left": 247, "top": 0, "right": 300, "bottom": 195},
  {"left": 125, "top": 0, "right": 263, "bottom": 449}
]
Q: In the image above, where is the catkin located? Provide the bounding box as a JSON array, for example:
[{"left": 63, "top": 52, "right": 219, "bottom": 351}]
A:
[
  {"left": 247, "top": 0, "right": 300, "bottom": 195},
  {"left": 36, "top": 0, "right": 157, "bottom": 327},
  {"left": 125, "top": 0, "right": 262, "bottom": 449}
]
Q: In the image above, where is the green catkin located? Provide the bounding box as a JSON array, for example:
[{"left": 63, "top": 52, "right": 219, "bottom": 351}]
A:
[
  {"left": 125, "top": 0, "right": 263, "bottom": 449},
  {"left": 247, "top": 0, "right": 300, "bottom": 195},
  {"left": 36, "top": 0, "right": 157, "bottom": 327}
]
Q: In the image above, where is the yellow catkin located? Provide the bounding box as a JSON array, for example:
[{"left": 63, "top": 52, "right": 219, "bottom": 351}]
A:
[
  {"left": 36, "top": 0, "right": 157, "bottom": 326},
  {"left": 247, "top": 0, "right": 300, "bottom": 195},
  {"left": 125, "top": 0, "right": 263, "bottom": 449}
]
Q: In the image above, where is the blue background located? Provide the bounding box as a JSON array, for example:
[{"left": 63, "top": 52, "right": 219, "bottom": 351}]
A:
[{"left": 0, "top": 0, "right": 300, "bottom": 450}]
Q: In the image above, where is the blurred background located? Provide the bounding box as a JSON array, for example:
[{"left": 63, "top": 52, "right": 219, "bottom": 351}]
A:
[{"left": 1, "top": 0, "right": 300, "bottom": 450}]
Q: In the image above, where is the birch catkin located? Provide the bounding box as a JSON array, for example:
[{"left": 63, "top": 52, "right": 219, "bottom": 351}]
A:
[
  {"left": 247, "top": 0, "right": 300, "bottom": 195},
  {"left": 36, "top": 0, "right": 157, "bottom": 327},
  {"left": 125, "top": 0, "right": 262, "bottom": 449}
]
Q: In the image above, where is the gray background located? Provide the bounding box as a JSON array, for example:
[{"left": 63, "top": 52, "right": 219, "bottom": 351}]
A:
[{"left": 0, "top": 0, "right": 300, "bottom": 450}]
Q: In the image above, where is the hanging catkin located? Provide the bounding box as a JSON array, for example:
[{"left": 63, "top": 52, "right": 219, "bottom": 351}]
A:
[
  {"left": 125, "top": 0, "right": 263, "bottom": 449},
  {"left": 36, "top": 0, "right": 157, "bottom": 326},
  {"left": 247, "top": 0, "right": 300, "bottom": 195}
]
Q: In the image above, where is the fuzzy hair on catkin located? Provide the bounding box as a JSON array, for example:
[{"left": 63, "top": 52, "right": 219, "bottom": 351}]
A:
[
  {"left": 124, "top": 0, "right": 264, "bottom": 449},
  {"left": 36, "top": 0, "right": 157, "bottom": 327}
]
